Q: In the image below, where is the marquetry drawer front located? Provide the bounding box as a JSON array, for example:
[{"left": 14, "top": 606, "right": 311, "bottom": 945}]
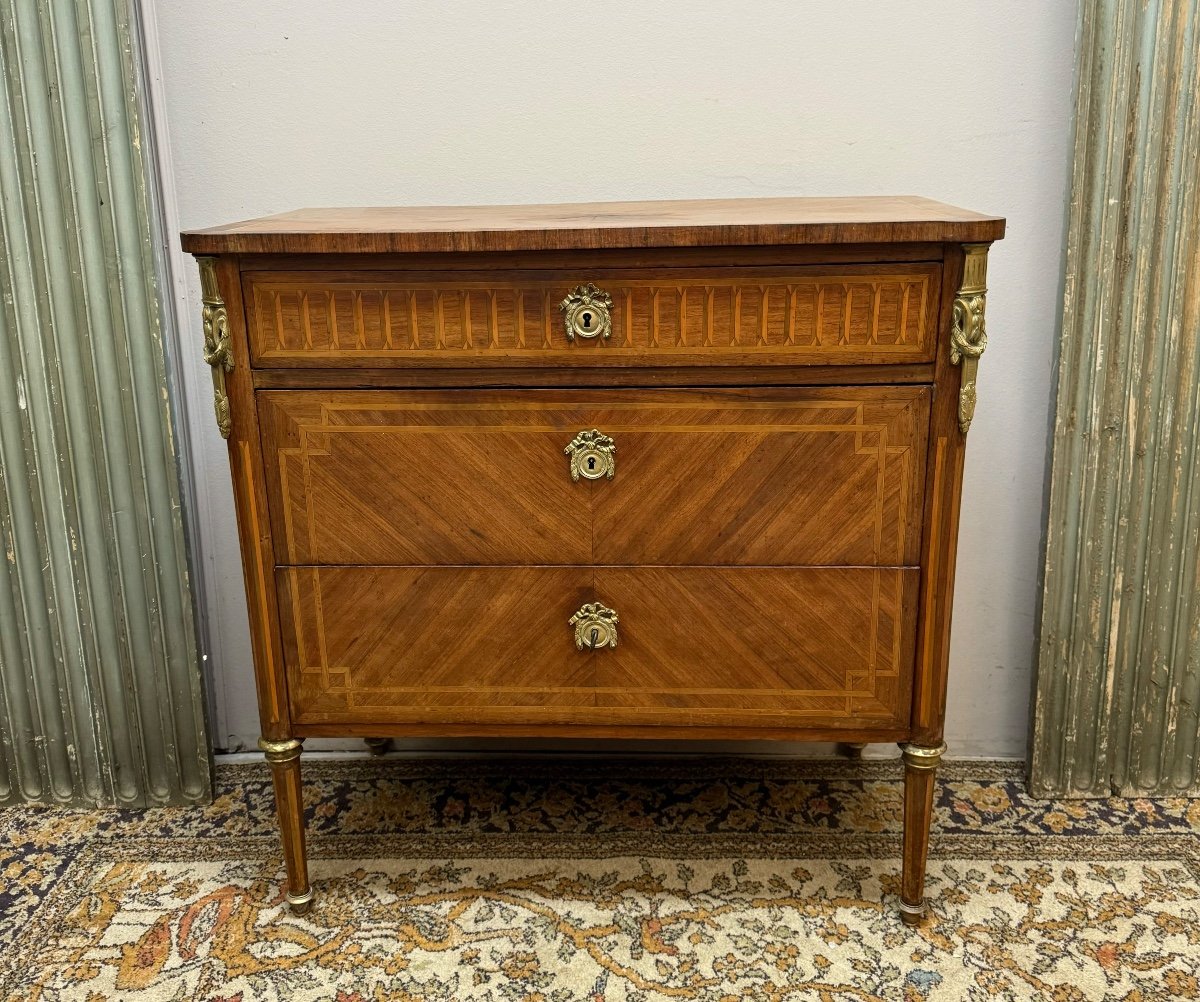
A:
[
  {"left": 279, "top": 566, "right": 917, "bottom": 731},
  {"left": 259, "top": 387, "right": 929, "bottom": 566},
  {"left": 243, "top": 264, "right": 940, "bottom": 368}
]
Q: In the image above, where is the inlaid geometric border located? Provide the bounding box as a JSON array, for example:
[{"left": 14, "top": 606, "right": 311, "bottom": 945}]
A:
[
  {"left": 273, "top": 396, "right": 921, "bottom": 566},
  {"left": 247, "top": 269, "right": 937, "bottom": 363}
]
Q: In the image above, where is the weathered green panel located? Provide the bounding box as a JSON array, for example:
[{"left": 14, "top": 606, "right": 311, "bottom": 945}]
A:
[
  {"left": 0, "top": 0, "right": 210, "bottom": 805},
  {"left": 1031, "top": 0, "right": 1200, "bottom": 796}
]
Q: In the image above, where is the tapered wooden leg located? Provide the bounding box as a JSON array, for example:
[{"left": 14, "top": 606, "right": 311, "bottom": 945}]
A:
[
  {"left": 837, "top": 742, "right": 868, "bottom": 759},
  {"left": 259, "top": 737, "right": 312, "bottom": 914},
  {"left": 898, "top": 741, "right": 945, "bottom": 925}
]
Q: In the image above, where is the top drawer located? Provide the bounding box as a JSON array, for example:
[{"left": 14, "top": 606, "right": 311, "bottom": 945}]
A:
[{"left": 243, "top": 264, "right": 941, "bottom": 368}]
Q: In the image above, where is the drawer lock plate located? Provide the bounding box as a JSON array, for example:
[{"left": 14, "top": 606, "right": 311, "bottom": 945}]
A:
[
  {"left": 565, "top": 429, "right": 616, "bottom": 481},
  {"left": 570, "top": 602, "right": 619, "bottom": 650},
  {"left": 560, "top": 283, "right": 613, "bottom": 341}
]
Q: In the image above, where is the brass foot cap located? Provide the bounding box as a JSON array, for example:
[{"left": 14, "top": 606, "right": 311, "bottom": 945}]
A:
[
  {"left": 287, "top": 888, "right": 314, "bottom": 914},
  {"left": 898, "top": 898, "right": 927, "bottom": 926}
]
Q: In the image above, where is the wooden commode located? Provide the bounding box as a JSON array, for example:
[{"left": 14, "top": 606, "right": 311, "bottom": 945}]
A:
[{"left": 182, "top": 196, "right": 1005, "bottom": 923}]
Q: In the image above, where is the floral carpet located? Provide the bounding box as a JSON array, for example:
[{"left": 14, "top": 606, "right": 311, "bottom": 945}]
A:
[{"left": 1, "top": 757, "right": 1199, "bottom": 1001}]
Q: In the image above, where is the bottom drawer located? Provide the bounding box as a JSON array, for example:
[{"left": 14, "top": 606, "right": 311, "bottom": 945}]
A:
[{"left": 278, "top": 566, "right": 918, "bottom": 733}]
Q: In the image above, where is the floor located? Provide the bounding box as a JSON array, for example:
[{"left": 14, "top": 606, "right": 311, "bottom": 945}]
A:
[{"left": 1, "top": 757, "right": 1198, "bottom": 1001}]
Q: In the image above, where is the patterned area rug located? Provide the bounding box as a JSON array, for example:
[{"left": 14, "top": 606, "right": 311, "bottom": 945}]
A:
[{"left": 1, "top": 757, "right": 1199, "bottom": 1001}]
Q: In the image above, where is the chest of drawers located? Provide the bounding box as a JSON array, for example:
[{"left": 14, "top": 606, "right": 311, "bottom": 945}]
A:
[{"left": 183, "top": 196, "right": 1004, "bottom": 923}]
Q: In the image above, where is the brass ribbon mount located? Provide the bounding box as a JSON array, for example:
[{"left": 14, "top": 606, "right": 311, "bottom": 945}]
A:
[
  {"left": 198, "top": 257, "right": 233, "bottom": 439},
  {"left": 570, "top": 602, "right": 619, "bottom": 650},
  {"left": 560, "top": 283, "right": 613, "bottom": 341},
  {"left": 565, "top": 429, "right": 616, "bottom": 481},
  {"left": 950, "top": 244, "right": 989, "bottom": 435}
]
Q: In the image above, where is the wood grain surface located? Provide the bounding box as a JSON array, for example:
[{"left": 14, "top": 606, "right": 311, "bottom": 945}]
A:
[
  {"left": 184, "top": 197, "right": 1006, "bottom": 917},
  {"left": 208, "top": 258, "right": 294, "bottom": 742},
  {"left": 278, "top": 565, "right": 917, "bottom": 731},
  {"left": 908, "top": 245, "right": 971, "bottom": 746},
  {"left": 180, "top": 196, "right": 1005, "bottom": 255},
  {"left": 236, "top": 242, "right": 946, "bottom": 274},
  {"left": 248, "top": 362, "right": 937, "bottom": 390},
  {"left": 243, "top": 264, "right": 940, "bottom": 368},
  {"left": 258, "top": 387, "right": 929, "bottom": 567},
  {"left": 901, "top": 756, "right": 938, "bottom": 912},
  {"left": 264, "top": 752, "right": 309, "bottom": 901}
]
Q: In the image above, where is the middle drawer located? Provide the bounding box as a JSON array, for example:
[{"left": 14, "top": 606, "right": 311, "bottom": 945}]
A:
[{"left": 259, "top": 386, "right": 929, "bottom": 567}]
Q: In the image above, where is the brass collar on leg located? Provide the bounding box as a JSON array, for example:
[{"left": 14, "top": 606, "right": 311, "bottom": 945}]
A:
[
  {"left": 286, "top": 887, "right": 314, "bottom": 914},
  {"left": 258, "top": 737, "right": 303, "bottom": 765},
  {"left": 899, "top": 742, "right": 947, "bottom": 770},
  {"left": 898, "top": 898, "right": 928, "bottom": 925}
]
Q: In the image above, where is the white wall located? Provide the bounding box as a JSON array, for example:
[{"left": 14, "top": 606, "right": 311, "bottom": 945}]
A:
[{"left": 148, "top": 0, "right": 1078, "bottom": 757}]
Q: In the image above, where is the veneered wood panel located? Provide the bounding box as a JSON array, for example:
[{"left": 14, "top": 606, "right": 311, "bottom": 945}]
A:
[
  {"left": 594, "top": 387, "right": 928, "bottom": 566},
  {"left": 180, "top": 195, "right": 1005, "bottom": 255},
  {"left": 279, "top": 567, "right": 595, "bottom": 724},
  {"left": 249, "top": 362, "right": 937, "bottom": 390},
  {"left": 182, "top": 193, "right": 1011, "bottom": 920},
  {"left": 236, "top": 242, "right": 947, "bottom": 273},
  {"left": 244, "top": 265, "right": 940, "bottom": 368},
  {"left": 908, "top": 247, "right": 970, "bottom": 747},
  {"left": 595, "top": 567, "right": 917, "bottom": 728},
  {"left": 291, "top": 721, "right": 911, "bottom": 742},
  {"left": 211, "top": 260, "right": 295, "bottom": 745},
  {"left": 259, "top": 388, "right": 928, "bottom": 567},
  {"left": 280, "top": 565, "right": 916, "bottom": 731},
  {"left": 258, "top": 392, "right": 591, "bottom": 565}
]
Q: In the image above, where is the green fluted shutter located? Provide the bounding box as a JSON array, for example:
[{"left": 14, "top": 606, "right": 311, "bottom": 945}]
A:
[
  {"left": 1031, "top": 0, "right": 1200, "bottom": 796},
  {"left": 0, "top": 0, "right": 209, "bottom": 805}
]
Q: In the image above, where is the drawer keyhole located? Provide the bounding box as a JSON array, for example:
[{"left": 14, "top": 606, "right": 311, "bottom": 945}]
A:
[
  {"left": 559, "top": 284, "right": 612, "bottom": 341},
  {"left": 564, "top": 429, "right": 615, "bottom": 481},
  {"left": 570, "top": 601, "right": 619, "bottom": 650}
]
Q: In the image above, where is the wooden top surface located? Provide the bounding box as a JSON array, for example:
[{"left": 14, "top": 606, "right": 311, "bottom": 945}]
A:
[{"left": 180, "top": 196, "right": 1005, "bottom": 255}]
